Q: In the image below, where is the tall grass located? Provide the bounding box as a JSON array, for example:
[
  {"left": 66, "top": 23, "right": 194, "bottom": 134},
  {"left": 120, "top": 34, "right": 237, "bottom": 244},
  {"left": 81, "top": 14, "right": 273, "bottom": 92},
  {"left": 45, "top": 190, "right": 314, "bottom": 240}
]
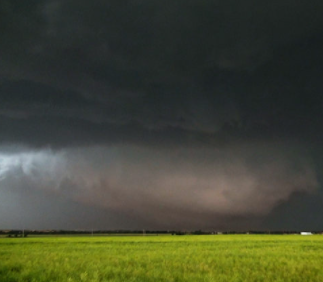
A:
[{"left": 1, "top": 235, "right": 323, "bottom": 282}]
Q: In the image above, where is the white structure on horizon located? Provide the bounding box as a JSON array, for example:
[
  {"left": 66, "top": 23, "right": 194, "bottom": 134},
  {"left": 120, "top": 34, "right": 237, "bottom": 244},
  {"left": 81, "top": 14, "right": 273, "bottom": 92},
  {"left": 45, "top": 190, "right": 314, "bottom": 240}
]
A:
[{"left": 300, "top": 232, "right": 312, "bottom": 235}]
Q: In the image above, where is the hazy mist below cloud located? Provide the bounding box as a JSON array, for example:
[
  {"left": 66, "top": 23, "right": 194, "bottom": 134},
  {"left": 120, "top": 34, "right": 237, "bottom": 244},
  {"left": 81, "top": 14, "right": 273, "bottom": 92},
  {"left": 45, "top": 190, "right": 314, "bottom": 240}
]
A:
[{"left": 0, "top": 143, "right": 318, "bottom": 229}]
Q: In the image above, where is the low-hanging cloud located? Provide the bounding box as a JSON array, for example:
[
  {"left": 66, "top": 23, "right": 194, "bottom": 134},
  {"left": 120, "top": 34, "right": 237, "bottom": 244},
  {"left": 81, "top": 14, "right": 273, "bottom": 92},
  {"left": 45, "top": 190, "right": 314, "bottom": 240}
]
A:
[{"left": 0, "top": 143, "right": 318, "bottom": 229}]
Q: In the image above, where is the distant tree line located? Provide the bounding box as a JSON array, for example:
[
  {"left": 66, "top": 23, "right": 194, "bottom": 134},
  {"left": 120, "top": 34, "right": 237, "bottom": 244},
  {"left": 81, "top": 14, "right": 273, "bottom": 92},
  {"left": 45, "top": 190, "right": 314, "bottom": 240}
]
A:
[
  {"left": 1, "top": 229, "right": 322, "bottom": 237},
  {"left": 3, "top": 230, "right": 28, "bottom": 237}
]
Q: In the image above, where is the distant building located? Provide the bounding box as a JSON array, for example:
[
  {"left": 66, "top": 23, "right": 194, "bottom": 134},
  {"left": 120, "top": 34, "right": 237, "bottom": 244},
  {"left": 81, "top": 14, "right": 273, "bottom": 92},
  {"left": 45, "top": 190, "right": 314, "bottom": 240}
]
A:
[{"left": 300, "top": 232, "right": 312, "bottom": 235}]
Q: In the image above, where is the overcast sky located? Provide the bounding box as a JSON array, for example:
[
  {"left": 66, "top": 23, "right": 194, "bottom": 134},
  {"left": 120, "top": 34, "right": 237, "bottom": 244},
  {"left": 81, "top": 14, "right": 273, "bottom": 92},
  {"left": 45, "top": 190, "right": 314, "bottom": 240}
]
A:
[{"left": 0, "top": 0, "right": 323, "bottom": 231}]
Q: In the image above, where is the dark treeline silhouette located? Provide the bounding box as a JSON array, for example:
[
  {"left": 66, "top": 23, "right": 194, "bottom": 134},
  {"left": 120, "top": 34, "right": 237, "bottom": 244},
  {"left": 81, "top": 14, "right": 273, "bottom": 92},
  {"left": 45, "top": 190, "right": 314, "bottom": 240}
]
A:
[{"left": 0, "top": 230, "right": 322, "bottom": 237}]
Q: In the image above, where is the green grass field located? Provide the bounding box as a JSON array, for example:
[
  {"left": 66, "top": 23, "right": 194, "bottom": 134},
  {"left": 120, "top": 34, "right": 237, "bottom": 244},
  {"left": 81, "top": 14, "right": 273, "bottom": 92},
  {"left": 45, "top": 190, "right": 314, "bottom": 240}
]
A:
[{"left": 1, "top": 235, "right": 323, "bottom": 282}]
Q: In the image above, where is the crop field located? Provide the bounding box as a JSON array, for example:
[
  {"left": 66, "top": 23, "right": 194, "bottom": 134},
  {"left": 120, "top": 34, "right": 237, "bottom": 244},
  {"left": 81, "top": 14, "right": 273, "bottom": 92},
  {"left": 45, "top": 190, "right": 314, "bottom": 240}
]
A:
[{"left": 1, "top": 235, "right": 323, "bottom": 282}]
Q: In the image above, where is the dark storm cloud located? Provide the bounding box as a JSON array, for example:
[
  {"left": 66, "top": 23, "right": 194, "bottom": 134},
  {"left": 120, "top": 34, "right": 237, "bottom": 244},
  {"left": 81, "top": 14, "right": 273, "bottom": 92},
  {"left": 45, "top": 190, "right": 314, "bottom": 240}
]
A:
[
  {"left": 0, "top": 1, "right": 323, "bottom": 230},
  {"left": 1, "top": 0, "right": 323, "bottom": 140}
]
